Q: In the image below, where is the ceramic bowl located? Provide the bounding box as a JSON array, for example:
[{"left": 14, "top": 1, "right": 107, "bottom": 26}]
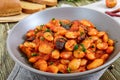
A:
[{"left": 7, "top": 7, "right": 120, "bottom": 80}]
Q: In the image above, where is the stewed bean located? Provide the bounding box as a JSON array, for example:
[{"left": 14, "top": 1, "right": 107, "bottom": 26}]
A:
[
  {"left": 19, "top": 19, "right": 114, "bottom": 73},
  {"left": 87, "top": 59, "right": 104, "bottom": 70}
]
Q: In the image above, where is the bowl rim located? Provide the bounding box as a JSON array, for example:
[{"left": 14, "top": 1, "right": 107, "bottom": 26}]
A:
[{"left": 7, "top": 7, "right": 120, "bottom": 77}]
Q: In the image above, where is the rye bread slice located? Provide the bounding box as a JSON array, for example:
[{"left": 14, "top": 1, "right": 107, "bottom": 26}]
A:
[{"left": 20, "top": 0, "right": 46, "bottom": 14}]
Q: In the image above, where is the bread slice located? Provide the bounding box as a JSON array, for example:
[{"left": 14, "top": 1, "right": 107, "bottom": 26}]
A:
[
  {"left": 20, "top": 1, "right": 46, "bottom": 14},
  {"left": 24, "top": 0, "right": 57, "bottom": 6},
  {"left": 0, "top": 0, "right": 22, "bottom": 17}
]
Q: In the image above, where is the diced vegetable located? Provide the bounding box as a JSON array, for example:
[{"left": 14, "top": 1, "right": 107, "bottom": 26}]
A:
[{"left": 55, "top": 38, "right": 66, "bottom": 50}]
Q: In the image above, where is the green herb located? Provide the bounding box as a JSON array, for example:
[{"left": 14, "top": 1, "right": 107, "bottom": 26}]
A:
[
  {"left": 80, "top": 32, "right": 84, "bottom": 36},
  {"left": 45, "top": 28, "right": 51, "bottom": 32},
  {"left": 67, "top": 67, "right": 71, "bottom": 73},
  {"left": 52, "top": 18, "right": 55, "bottom": 21},
  {"left": 40, "top": 24, "right": 44, "bottom": 27},
  {"left": 74, "top": 44, "right": 78, "bottom": 50},
  {"left": 80, "top": 44, "right": 86, "bottom": 52},
  {"left": 60, "top": 21, "right": 71, "bottom": 30},
  {"left": 37, "top": 24, "right": 44, "bottom": 31},
  {"left": 34, "top": 30, "right": 39, "bottom": 34},
  {"left": 50, "top": 62, "right": 54, "bottom": 65},
  {"left": 40, "top": 36, "right": 45, "bottom": 41},
  {"left": 59, "top": 21, "right": 63, "bottom": 25},
  {"left": 31, "top": 53, "right": 37, "bottom": 56}
]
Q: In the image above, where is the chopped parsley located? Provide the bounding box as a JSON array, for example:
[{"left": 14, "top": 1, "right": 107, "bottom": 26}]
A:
[
  {"left": 52, "top": 18, "right": 55, "bottom": 21},
  {"left": 34, "top": 29, "right": 39, "bottom": 34},
  {"left": 80, "top": 32, "right": 84, "bottom": 36},
  {"left": 67, "top": 67, "right": 71, "bottom": 73},
  {"left": 60, "top": 21, "right": 71, "bottom": 30},
  {"left": 80, "top": 44, "right": 86, "bottom": 52},
  {"left": 59, "top": 21, "right": 63, "bottom": 25},
  {"left": 40, "top": 24, "right": 44, "bottom": 27},
  {"left": 49, "top": 62, "right": 54, "bottom": 65},
  {"left": 45, "top": 28, "right": 51, "bottom": 32},
  {"left": 74, "top": 44, "right": 78, "bottom": 50},
  {"left": 40, "top": 36, "right": 45, "bottom": 41},
  {"left": 31, "top": 53, "right": 37, "bottom": 57}
]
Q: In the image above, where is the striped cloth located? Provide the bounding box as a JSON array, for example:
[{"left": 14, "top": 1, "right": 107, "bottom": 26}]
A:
[{"left": 7, "top": 63, "right": 107, "bottom": 80}]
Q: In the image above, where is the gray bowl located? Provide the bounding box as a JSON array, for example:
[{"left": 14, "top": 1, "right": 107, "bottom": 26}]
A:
[{"left": 7, "top": 7, "right": 120, "bottom": 80}]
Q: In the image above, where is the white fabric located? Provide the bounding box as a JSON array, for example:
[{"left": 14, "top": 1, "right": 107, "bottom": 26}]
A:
[
  {"left": 60, "top": 0, "right": 120, "bottom": 24},
  {"left": 82, "top": 0, "right": 120, "bottom": 24}
]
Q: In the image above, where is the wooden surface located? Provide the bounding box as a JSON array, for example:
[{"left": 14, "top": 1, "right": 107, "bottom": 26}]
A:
[
  {"left": 0, "top": 0, "right": 120, "bottom": 80},
  {"left": 0, "top": 13, "right": 29, "bottom": 22}
]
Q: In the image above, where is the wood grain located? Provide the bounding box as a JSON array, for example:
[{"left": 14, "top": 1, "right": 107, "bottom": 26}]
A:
[
  {"left": 0, "top": 23, "right": 15, "bottom": 80},
  {"left": 0, "top": 13, "right": 29, "bottom": 22}
]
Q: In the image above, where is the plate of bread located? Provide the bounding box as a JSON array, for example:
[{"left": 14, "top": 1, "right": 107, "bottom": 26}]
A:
[{"left": 0, "top": 0, "right": 57, "bottom": 22}]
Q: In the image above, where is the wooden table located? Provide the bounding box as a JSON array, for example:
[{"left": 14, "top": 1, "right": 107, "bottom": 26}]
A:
[{"left": 0, "top": 0, "right": 120, "bottom": 80}]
